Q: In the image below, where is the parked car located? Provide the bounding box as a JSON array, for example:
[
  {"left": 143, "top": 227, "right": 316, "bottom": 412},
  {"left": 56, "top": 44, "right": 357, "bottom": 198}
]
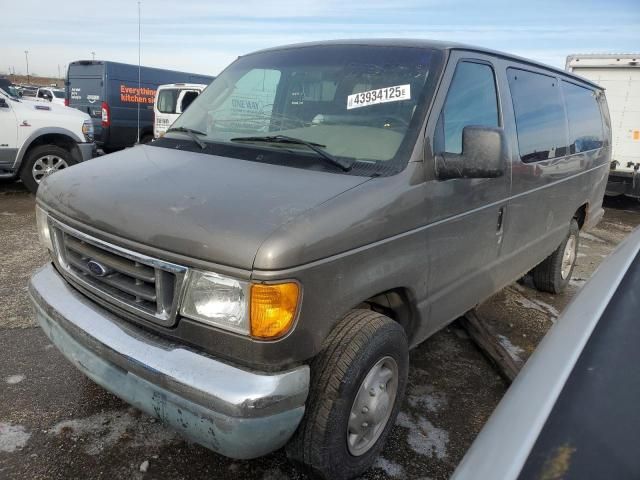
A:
[
  {"left": 34, "top": 87, "right": 66, "bottom": 106},
  {"left": 30, "top": 40, "right": 610, "bottom": 479},
  {"left": 17, "top": 85, "right": 38, "bottom": 97},
  {"left": 0, "top": 78, "right": 21, "bottom": 98},
  {"left": 567, "top": 54, "right": 640, "bottom": 198},
  {"left": 0, "top": 86, "right": 95, "bottom": 192},
  {"left": 153, "top": 83, "right": 211, "bottom": 138},
  {"left": 66, "top": 60, "right": 214, "bottom": 151},
  {"left": 453, "top": 226, "right": 640, "bottom": 480}
]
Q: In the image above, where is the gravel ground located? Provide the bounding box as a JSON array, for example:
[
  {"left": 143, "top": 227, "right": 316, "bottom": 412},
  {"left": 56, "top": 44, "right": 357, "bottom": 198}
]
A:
[{"left": 1, "top": 178, "right": 638, "bottom": 480}]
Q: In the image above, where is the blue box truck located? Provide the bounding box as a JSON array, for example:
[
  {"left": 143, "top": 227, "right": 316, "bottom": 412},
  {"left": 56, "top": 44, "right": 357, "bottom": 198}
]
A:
[{"left": 66, "top": 60, "right": 213, "bottom": 151}]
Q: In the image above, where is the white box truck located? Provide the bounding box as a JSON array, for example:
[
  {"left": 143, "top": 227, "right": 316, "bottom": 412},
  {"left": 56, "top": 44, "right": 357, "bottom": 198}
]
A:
[{"left": 566, "top": 54, "right": 640, "bottom": 197}]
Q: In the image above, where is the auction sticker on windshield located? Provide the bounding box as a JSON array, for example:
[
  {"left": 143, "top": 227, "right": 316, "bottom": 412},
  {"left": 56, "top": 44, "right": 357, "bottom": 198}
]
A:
[{"left": 347, "top": 84, "right": 411, "bottom": 110}]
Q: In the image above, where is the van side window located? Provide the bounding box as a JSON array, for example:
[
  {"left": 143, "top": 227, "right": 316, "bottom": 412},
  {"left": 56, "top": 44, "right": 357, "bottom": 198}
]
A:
[
  {"left": 434, "top": 61, "right": 499, "bottom": 155},
  {"left": 507, "top": 68, "right": 569, "bottom": 162},
  {"left": 157, "top": 89, "right": 178, "bottom": 114},
  {"left": 180, "top": 91, "right": 199, "bottom": 112},
  {"left": 561, "top": 81, "right": 604, "bottom": 153}
]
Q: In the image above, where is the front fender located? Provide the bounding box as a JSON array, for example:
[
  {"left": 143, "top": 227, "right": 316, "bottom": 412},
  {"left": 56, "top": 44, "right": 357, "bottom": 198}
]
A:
[{"left": 13, "top": 126, "right": 84, "bottom": 171}]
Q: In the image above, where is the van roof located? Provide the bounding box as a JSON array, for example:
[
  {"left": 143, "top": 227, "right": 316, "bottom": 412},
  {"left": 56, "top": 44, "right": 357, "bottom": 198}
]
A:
[
  {"left": 247, "top": 38, "right": 603, "bottom": 90},
  {"left": 157, "top": 83, "right": 208, "bottom": 89}
]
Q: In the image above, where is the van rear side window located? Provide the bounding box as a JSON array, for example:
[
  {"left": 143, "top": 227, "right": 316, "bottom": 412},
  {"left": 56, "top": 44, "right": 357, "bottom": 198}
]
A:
[
  {"left": 157, "top": 89, "right": 179, "bottom": 114},
  {"left": 507, "top": 68, "right": 569, "bottom": 163},
  {"left": 561, "top": 81, "right": 604, "bottom": 153}
]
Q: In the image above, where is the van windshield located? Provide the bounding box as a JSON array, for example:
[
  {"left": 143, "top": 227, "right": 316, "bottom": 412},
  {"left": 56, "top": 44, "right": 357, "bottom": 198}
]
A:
[
  {"left": 168, "top": 45, "right": 440, "bottom": 175},
  {"left": 53, "top": 90, "right": 65, "bottom": 98}
]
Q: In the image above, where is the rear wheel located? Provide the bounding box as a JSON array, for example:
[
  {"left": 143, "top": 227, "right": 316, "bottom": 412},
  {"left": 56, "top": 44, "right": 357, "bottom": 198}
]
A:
[
  {"left": 139, "top": 133, "right": 154, "bottom": 144},
  {"left": 20, "top": 145, "right": 76, "bottom": 193},
  {"left": 286, "top": 310, "right": 408, "bottom": 480},
  {"left": 532, "top": 219, "right": 580, "bottom": 293}
]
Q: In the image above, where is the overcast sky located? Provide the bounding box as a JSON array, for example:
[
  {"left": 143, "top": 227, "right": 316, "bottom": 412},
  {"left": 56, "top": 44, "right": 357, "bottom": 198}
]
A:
[{"left": 2, "top": 0, "right": 638, "bottom": 78}]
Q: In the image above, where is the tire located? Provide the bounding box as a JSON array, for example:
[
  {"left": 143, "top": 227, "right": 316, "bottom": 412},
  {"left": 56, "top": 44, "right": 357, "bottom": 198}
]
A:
[
  {"left": 139, "top": 134, "right": 154, "bottom": 144},
  {"left": 19, "top": 145, "right": 76, "bottom": 193},
  {"left": 286, "top": 310, "right": 409, "bottom": 480},
  {"left": 532, "top": 219, "right": 580, "bottom": 294}
]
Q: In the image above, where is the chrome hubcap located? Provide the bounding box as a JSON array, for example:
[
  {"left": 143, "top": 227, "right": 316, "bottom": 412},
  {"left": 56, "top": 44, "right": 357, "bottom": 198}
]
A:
[
  {"left": 561, "top": 235, "right": 577, "bottom": 279},
  {"left": 32, "top": 155, "right": 68, "bottom": 183},
  {"left": 347, "top": 356, "right": 398, "bottom": 456}
]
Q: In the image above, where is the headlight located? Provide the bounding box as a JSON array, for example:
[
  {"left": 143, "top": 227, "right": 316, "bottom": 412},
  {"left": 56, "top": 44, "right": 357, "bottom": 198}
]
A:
[
  {"left": 180, "top": 270, "right": 250, "bottom": 334},
  {"left": 82, "top": 119, "right": 94, "bottom": 142},
  {"left": 35, "top": 205, "right": 53, "bottom": 251},
  {"left": 180, "top": 270, "right": 300, "bottom": 339}
]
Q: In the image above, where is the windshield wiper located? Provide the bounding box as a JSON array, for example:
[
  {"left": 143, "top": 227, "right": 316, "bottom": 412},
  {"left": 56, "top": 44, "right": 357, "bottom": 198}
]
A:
[
  {"left": 166, "top": 126, "right": 207, "bottom": 150},
  {"left": 230, "top": 135, "right": 353, "bottom": 171}
]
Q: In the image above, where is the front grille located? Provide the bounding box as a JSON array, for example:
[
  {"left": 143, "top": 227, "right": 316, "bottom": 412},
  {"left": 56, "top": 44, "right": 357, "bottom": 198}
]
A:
[{"left": 50, "top": 219, "right": 187, "bottom": 327}]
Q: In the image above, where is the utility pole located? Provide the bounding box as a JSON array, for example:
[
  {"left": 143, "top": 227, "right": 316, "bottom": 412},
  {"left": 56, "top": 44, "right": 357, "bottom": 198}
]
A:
[
  {"left": 57, "top": 64, "right": 61, "bottom": 79},
  {"left": 24, "top": 50, "right": 30, "bottom": 84},
  {"left": 136, "top": 0, "right": 141, "bottom": 144},
  {"left": 91, "top": 51, "right": 95, "bottom": 61}
]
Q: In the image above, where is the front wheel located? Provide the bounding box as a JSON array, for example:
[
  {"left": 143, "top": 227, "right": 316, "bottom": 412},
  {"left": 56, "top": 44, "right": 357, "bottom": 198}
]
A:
[
  {"left": 286, "top": 310, "right": 408, "bottom": 480},
  {"left": 532, "top": 219, "right": 580, "bottom": 293},
  {"left": 20, "top": 145, "right": 76, "bottom": 193}
]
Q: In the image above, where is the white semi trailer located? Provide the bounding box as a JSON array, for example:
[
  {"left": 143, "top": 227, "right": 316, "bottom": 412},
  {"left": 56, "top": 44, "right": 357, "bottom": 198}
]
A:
[{"left": 566, "top": 54, "right": 640, "bottom": 197}]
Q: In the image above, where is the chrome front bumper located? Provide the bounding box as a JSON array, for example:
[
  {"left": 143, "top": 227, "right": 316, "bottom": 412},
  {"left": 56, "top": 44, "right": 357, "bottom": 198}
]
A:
[{"left": 29, "top": 264, "right": 309, "bottom": 459}]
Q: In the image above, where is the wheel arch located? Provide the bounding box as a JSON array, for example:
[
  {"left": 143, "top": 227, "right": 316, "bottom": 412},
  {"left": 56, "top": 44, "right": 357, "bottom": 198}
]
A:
[
  {"left": 574, "top": 202, "right": 588, "bottom": 230},
  {"left": 14, "top": 127, "right": 83, "bottom": 172},
  {"left": 354, "top": 287, "right": 419, "bottom": 343}
]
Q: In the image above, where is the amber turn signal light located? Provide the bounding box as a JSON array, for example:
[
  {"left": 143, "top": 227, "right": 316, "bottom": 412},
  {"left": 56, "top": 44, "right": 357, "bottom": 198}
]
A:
[{"left": 250, "top": 282, "right": 300, "bottom": 339}]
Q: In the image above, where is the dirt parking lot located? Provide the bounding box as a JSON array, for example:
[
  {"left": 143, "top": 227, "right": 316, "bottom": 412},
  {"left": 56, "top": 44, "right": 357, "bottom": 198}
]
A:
[{"left": 1, "top": 179, "right": 639, "bottom": 480}]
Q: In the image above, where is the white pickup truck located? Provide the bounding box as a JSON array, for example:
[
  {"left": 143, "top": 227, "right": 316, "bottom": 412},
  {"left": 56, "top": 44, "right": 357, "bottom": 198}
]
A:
[
  {"left": 0, "top": 87, "right": 96, "bottom": 192},
  {"left": 33, "top": 87, "right": 67, "bottom": 106}
]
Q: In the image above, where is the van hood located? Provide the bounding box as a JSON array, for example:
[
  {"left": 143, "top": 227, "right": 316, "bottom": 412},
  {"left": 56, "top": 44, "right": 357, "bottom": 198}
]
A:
[{"left": 38, "top": 145, "right": 370, "bottom": 270}]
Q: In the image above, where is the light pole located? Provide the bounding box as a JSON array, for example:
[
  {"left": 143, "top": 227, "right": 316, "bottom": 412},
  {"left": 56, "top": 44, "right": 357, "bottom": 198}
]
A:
[
  {"left": 24, "top": 50, "right": 30, "bottom": 84},
  {"left": 91, "top": 51, "right": 95, "bottom": 61}
]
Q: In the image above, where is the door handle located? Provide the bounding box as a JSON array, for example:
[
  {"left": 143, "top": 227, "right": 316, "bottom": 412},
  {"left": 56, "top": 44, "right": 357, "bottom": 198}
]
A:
[{"left": 496, "top": 207, "right": 505, "bottom": 234}]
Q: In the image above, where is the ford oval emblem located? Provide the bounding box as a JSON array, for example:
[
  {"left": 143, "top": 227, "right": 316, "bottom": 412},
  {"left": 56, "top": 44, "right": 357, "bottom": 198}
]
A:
[{"left": 87, "top": 259, "right": 109, "bottom": 277}]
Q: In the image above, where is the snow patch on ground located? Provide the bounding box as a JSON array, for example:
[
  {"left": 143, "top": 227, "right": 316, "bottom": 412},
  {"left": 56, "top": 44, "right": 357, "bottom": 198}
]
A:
[
  {"left": 406, "top": 384, "right": 446, "bottom": 413},
  {"left": 604, "top": 222, "right": 634, "bottom": 232},
  {"left": 511, "top": 293, "right": 548, "bottom": 314},
  {"left": 4, "top": 374, "right": 25, "bottom": 384},
  {"left": 396, "top": 412, "right": 449, "bottom": 459},
  {"left": 374, "top": 456, "right": 406, "bottom": 478},
  {"left": 261, "top": 467, "right": 289, "bottom": 480},
  {"left": 0, "top": 423, "right": 31, "bottom": 453},
  {"left": 50, "top": 409, "right": 179, "bottom": 455},
  {"left": 570, "top": 279, "right": 587, "bottom": 288},
  {"left": 497, "top": 335, "right": 524, "bottom": 362},
  {"left": 510, "top": 286, "right": 559, "bottom": 321},
  {"left": 581, "top": 232, "right": 606, "bottom": 243},
  {"left": 529, "top": 298, "right": 559, "bottom": 319}
]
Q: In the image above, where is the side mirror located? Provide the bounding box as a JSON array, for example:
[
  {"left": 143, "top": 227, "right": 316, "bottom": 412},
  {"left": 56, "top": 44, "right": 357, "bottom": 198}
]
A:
[
  {"left": 0, "top": 98, "right": 8, "bottom": 108},
  {"left": 436, "top": 126, "right": 506, "bottom": 180}
]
